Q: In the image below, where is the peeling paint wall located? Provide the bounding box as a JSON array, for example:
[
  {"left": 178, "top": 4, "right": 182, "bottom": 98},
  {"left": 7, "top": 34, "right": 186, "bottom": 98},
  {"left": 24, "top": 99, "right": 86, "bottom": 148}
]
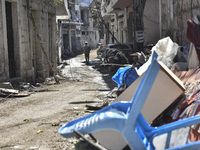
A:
[
  {"left": 0, "top": 0, "right": 56, "bottom": 83},
  {"left": 160, "top": 0, "right": 200, "bottom": 45}
]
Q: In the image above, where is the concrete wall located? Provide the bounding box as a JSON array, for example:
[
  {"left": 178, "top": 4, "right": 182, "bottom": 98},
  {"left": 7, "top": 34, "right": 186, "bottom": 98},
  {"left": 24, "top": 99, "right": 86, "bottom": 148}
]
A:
[
  {"left": 144, "top": 0, "right": 160, "bottom": 45},
  {"left": 160, "top": 0, "right": 200, "bottom": 45},
  {"left": 0, "top": 1, "right": 8, "bottom": 81},
  {"left": 0, "top": 0, "right": 56, "bottom": 83}
]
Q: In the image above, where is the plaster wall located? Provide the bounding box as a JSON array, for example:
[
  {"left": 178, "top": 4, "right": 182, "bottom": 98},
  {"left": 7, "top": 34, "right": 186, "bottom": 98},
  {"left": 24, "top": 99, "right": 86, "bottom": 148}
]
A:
[
  {"left": 144, "top": 0, "right": 160, "bottom": 45},
  {"left": 0, "top": 0, "right": 56, "bottom": 83}
]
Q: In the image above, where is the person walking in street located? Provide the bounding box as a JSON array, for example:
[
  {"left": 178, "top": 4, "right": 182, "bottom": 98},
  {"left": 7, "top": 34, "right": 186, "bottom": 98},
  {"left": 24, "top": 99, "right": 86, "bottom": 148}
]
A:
[{"left": 82, "top": 41, "right": 91, "bottom": 65}]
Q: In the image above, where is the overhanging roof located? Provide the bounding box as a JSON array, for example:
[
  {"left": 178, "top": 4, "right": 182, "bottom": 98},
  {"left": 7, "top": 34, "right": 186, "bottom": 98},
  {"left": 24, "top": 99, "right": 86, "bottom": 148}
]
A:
[{"left": 113, "top": 0, "right": 132, "bottom": 9}]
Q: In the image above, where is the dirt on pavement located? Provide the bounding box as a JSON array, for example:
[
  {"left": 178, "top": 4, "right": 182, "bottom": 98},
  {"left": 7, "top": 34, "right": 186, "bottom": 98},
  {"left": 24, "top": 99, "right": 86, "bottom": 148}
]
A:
[{"left": 0, "top": 49, "right": 117, "bottom": 150}]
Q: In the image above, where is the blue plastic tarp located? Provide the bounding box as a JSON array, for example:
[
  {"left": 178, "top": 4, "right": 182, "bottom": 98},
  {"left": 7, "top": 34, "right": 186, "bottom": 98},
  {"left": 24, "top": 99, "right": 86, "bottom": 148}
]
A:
[{"left": 112, "top": 66, "right": 139, "bottom": 88}]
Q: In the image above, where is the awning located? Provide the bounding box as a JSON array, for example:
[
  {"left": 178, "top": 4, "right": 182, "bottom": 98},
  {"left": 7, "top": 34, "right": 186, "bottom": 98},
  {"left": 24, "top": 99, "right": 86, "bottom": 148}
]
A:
[{"left": 113, "top": 0, "right": 132, "bottom": 9}]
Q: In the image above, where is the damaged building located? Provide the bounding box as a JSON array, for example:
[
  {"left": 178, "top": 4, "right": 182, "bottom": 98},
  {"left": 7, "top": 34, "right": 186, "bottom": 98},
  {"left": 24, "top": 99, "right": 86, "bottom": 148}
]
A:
[
  {"left": 56, "top": 0, "right": 101, "bottom": 62},
  {"left": 0, "top": 0, "right": 57, "bottom": 83},
  {"left": 102, "top": 0, "right": 200, "bottom": 48},
  {"left": 100, "top": 0, "right": 160, "bottom": 47}
]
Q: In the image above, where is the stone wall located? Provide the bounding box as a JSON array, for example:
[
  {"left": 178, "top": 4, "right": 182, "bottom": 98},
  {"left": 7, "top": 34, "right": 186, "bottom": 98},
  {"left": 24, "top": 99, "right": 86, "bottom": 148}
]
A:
[
  {"left": 0, "top": 2, "right": 6, "bottom": 81},
  {"left": 161, "top": 0, "right": 200, "bottom": 45},
  {"left": 144, "top": 0, "right": 160, "bottom": 45},
  {"left": 0, "top": 0, "right": 56, "bottom": 83}
]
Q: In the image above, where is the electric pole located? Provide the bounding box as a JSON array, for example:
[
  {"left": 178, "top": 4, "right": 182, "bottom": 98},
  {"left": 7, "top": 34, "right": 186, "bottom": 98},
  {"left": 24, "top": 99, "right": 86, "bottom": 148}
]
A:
[{"left": 132, "top": 0, "right": 146, "bottom": 52}]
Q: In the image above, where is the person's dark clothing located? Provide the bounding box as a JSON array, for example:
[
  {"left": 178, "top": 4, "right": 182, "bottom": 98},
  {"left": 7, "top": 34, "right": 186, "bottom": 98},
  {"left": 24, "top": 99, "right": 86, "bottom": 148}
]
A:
[{"left": 83, "top": 44, "right": 91, "bottom": 64}]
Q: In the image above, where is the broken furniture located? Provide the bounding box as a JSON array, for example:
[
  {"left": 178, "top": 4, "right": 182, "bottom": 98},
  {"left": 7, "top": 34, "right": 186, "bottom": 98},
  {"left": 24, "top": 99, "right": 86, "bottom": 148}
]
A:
[
  {"left": 59, "top": 56, "right": 200, "bottom": 149},
  {"left": 115, "top": 59, "right": 185, "bottom": 124},
  {"left": 92, "top": 52, "right": 185, "bottom": 149}
]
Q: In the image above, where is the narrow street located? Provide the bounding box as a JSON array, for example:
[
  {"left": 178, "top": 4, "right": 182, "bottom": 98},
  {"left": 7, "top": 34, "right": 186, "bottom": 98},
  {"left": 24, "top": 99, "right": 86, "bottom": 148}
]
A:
[{"left": 0, "top": 49, "right": 116, "bottom": 150}]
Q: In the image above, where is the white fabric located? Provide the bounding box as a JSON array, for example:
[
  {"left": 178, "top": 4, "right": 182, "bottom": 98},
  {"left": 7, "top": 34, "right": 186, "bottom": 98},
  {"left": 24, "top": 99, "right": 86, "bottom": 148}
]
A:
[{"left": 136, "top": 37, "right": 180, "bottom": 76}]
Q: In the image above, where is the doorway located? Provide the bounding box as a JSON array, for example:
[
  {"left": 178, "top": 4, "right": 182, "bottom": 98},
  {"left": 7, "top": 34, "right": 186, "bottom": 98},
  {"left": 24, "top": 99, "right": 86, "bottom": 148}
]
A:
[{"left": 5, "top": 1, "right": 20, "bottom": 78}]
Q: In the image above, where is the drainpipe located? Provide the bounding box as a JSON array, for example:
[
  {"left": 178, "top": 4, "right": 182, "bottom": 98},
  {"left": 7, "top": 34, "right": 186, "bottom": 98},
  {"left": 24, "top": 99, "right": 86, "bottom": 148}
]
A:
[
  {"left": 132, "top": 0, "right": 136, "bottom": 49},
  {"left": 64, "top": 0, "right": 72, "bottom": 54},
  {"left": 57, "top": 20, "right": 62, "bottom": 63},
  {"left": 69, "top": 22, "right": 72, "bottom": 54},
  {"left": 159, "top": 0, "right": 162, "bottom": 38},
  {"left": 64, "top": 0, "right": 71, "bottom": 19}
]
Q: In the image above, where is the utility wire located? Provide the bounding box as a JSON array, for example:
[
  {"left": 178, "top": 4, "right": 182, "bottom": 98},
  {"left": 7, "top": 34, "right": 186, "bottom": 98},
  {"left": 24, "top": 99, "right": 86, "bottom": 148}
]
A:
[
  {"left": 93, "top": 0, "right": 121, "bottom": 43},
  {"left": 144, "top": 14, "right": 159, "bottom": 24}
]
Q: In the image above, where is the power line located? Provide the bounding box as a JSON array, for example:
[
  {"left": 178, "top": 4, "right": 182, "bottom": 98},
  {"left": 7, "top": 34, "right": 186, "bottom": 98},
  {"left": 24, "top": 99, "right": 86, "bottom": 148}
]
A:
[{"left": 144, "top": 14, "right": 159, "bottom": 24}]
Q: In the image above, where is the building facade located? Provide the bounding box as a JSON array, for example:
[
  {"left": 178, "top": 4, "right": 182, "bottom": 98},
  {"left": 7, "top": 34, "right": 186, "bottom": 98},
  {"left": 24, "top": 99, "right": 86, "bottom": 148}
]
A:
[
  {"left": 0, "top": 0, "right": 57, "bottom": 83},
  {"left": 56, "top": 0, "right": 83, "bottom": 62},
  {"left": 101, "top": 0, "right": 160, "bottom": 47},
  {"left": 56, "top": 0, "right": 101, "bottom": 63},
  {"left": 80, "top": 3, "right": 101, "bottom": 48}
]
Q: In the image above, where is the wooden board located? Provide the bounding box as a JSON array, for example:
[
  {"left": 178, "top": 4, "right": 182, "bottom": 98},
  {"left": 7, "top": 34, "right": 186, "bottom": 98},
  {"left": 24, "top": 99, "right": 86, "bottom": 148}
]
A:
[{"left": 115, "top": 61, "right": 185, "bottom": 123}]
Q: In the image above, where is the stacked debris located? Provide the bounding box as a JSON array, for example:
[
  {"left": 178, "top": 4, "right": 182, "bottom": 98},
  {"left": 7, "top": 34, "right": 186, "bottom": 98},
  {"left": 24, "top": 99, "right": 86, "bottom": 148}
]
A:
[
  {"left": 150, "top": 19, "right": 200, "bottom": 143},
  {"left": 105, "top": 18, "right": 200, "bottom": 146},
  {"left": 58, "top": 18, "right": 200, "bottom": 149},
  {"left": 98, "top": 43, "right": 152, "bottom": 72}
]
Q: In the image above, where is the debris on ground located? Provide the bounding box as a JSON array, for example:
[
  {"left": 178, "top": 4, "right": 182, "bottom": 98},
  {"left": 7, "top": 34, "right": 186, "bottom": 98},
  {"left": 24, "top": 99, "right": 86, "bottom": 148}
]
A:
[
  {"left": 85, "top": 101, "right": 109, "bottom": 111},
  {"left": 0, "top": 76, "right": 66, "bottom": 99},
  {"left": 0, "top": 83, "right": 30, "bottom": 98},
  {"left": 57, "top": 18, "right": 200, "bottom": 149},
  {"left": 0, "top": 82, "right": 14, "bottom": 89}
]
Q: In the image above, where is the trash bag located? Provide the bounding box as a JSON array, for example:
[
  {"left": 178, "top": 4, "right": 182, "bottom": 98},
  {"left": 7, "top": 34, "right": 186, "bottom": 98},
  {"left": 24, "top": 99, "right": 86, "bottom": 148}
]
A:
[
  {"left": 112, "top": 66, "right": 139, "bottom": 88},
  {"left": 136, "top": 37, "right": 180, "bottom": 76}
]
